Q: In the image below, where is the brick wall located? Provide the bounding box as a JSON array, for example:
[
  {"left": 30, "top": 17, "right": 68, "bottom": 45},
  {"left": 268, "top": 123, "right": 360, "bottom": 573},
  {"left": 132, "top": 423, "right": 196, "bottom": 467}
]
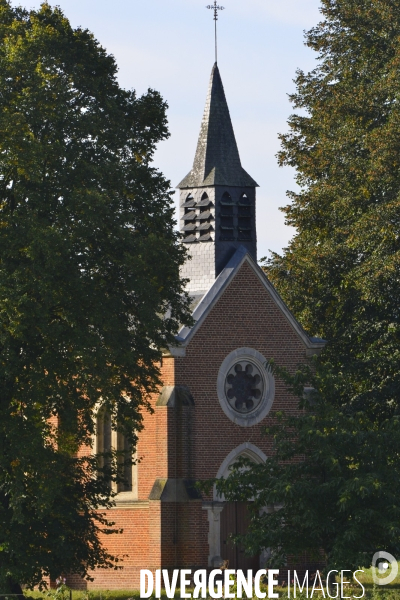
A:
[
  {"left": 72, "top": 262, "right": 310, "bottom": 590},
  {"left": 75, "top": 359, "right": 176, "bottom": 590},
  {"left": 177, "top": 260, "right": 306, "bottom": 477},
  {"left": 174, "top": 260, "right": 308, "bottom": 567}
]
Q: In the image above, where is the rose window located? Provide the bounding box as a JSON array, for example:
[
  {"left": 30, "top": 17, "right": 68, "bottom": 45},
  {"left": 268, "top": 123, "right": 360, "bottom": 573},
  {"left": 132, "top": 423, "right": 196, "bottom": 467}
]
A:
[{"left": 224, "top": 361, "right": 264, "bottom": 414}]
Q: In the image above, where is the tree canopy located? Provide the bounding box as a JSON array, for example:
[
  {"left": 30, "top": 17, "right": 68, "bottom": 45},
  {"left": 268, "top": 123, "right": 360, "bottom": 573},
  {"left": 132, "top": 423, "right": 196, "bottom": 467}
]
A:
[
  {"left": 0, "top": 1, "right": 190, "bottom": 591},
  {"left": 218, "top": 0, "right": 400, "bottom": 571},
  {"left": 215, "top": 364, "right": 400, "bottom": 572},
  {"left": 266, "top": 0, "right": 400, "bottom": 420}
]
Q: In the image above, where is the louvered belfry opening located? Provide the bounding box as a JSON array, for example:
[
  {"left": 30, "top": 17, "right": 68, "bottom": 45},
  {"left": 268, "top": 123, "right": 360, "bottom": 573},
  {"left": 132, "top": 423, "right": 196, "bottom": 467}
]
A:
[
  {"left": 179, "top": 187, "right": 255, "bottom": 246},
  {"left": 181, "top": 193, "right": 197, "bottom": 243},
  {"left": 178, "top": 63, "right": 259, "bottom": 292},
  {"left": 180, "top": 191, "right": 215, "bottom": 243},
  {"left": 197, "top": 192, "right": 213, "bottom": 242},
  {"left": 220, "top": 192, "right": 234, "bottom": 241},
  {"left": 238, "top": 193, "right": 252, "bottom": 241}
]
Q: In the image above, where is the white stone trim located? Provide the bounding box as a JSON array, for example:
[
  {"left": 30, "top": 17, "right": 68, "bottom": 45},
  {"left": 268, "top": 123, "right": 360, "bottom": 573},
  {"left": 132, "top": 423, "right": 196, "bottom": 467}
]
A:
[
  {"left": 214, "top": 442, "right": 267, "bottom": 501},
  {"left": 216, "top": 348, "right": 275, "bottom": 427},
  {"left": 202, "top": 502, "right": 225, "bottom": 567},
  {"left": 112, "top": 499, "right": 148, "bottom": 509},
  {"left": 203, "top": 446, "right": 268, "bottom": 566}
]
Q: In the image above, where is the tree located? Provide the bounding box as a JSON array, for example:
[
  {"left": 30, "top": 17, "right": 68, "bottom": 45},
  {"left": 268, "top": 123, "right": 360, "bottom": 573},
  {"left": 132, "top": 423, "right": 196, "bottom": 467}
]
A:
[
  {"left": 265, "top": 0, "right": 400, "bottom": 420},
  {"left": 215, "top": 0, "right": 400, "bottom": 571},
  {"left": 214, "top": 363, "right": 400, "bottom": 572},
  {"left": 0, "top": 1, "right": 191, "bottom": 591}
]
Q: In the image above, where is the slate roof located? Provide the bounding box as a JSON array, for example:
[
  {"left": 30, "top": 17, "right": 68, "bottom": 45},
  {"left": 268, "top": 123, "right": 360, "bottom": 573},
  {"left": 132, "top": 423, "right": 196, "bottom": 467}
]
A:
[{"left": 178, "top": 64, "right": 258, "bottom": 189}]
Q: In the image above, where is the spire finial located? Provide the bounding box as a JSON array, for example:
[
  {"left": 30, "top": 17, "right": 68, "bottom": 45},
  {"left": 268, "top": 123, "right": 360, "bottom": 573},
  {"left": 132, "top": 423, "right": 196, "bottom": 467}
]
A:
[{"left": 206, "top": 1, "right": 225, "bottom": 63}]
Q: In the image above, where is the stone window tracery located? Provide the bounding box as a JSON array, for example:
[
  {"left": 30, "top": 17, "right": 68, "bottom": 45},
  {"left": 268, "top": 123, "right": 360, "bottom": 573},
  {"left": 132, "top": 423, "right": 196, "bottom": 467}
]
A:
[
  {"left": 225, "top": 361, "right": 264, "bottom": 414},
  {"left": 217, "top": 348, "right": 275, "bottom": 427}
]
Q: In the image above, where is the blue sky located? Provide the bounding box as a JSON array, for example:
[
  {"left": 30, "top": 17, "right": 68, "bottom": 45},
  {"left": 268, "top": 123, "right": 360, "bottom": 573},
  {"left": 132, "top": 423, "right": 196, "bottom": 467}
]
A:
[{"left": 17, "top": 0, "right": 322, "bottom": 259}]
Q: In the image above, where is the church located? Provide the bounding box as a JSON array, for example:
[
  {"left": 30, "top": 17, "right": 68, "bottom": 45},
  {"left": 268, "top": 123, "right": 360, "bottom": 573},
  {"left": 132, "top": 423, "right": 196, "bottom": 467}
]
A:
[{"left": 70, "top": 62, "right": 326, "bottom": 590}]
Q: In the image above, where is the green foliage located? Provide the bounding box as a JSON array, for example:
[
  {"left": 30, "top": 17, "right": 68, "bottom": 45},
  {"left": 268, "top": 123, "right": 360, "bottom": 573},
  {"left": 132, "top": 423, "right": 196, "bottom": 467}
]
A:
[
  {"left": 221, "top": 0, "right": 400, "bottom": 573},
  {"left": 215, "top": 363, "right": 400, "bottom": 572},
  {"left": 47, "top": 583, "right": 71, "bottom": 600},
  {"left": 264, "top": 0, "right": 400, "bottom": 420},
  {"left": 359, "top": 564, "right": 400, "bottom": 587},
  {"left": 0, "top": 0, "right": 191, "bottom": 592}
]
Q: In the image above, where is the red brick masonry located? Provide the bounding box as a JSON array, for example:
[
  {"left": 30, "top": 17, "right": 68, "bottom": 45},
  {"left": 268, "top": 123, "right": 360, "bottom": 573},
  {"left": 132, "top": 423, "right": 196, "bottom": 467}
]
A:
[{"left": 68, "top": 260, "right": 316, "bottom": 590}]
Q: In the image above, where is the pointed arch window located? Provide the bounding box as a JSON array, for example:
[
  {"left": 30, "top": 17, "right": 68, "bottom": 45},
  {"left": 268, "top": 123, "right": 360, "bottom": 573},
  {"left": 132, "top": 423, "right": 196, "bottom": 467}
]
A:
[{"left": 96, "top": 408, "right": 138, "bottom": 498}]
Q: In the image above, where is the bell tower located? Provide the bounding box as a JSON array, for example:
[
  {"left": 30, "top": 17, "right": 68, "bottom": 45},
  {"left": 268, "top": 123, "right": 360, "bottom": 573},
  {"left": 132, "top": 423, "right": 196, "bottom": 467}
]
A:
[{"left": 178, "top": 63, "right": 259, "bottom": 295}]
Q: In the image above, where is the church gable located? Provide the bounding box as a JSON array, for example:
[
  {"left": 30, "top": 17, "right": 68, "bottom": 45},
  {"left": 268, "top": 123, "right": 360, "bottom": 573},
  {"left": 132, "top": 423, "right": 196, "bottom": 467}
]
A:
[
  {"left": 171, "top": 248, "right": 324, "bottom": 506},
  {"left": 175, "top": 245, "right": 325, "bottom": 358},
  {"left": 190, "top": 259, "right": 308, "bottom": 354}
]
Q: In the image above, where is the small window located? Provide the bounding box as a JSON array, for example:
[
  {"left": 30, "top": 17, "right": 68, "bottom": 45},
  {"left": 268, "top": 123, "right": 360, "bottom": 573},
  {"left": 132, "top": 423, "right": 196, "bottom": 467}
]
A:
[
  {"left": 96, "top": 409, "right": 137, "bottom": 497},
  {"left": 198, "top": 232, "right": 213, "bottom": 242},
  {"left": 238, "top": 226, "right": 252, "bottom": 241},
  {"left": 197, "top": 222, "right": 213, "bottom": 232},
  {"left": 238, "top": 205, "right": 251, "bottom": 217},
  {"left": 221, "top": 216, "right": 234, "bottom": 229},
  {"left": 182, "top": 223, "right": 196, "bottom": 232},
  {"left": 238, "top": 194, "right": 252, "bottom": 240},
  {"left": 183, "top": 234, "right": 198, "bottom": 243},
  {"left": 220, "top": 221, "right": 235, "bottom": 241}
]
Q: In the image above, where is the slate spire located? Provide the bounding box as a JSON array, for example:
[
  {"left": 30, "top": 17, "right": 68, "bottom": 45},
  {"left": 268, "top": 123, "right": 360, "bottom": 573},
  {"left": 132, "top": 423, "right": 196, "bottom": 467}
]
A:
[{"left": 178, "top": 63, "right": 258, "bottom": 189}]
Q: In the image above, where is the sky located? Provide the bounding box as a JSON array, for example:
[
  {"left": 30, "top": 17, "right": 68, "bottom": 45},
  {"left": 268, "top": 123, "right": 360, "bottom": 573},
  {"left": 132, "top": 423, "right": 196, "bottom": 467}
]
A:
[{"left": 14, "top": 0, "right": 323, "bottom": 260}]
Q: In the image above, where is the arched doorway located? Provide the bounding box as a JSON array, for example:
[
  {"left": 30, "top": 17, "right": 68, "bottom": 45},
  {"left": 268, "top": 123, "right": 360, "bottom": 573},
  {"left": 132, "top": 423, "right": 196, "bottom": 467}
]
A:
[{"left": 216, "top": 443, "right": 266, "bottom": 570}]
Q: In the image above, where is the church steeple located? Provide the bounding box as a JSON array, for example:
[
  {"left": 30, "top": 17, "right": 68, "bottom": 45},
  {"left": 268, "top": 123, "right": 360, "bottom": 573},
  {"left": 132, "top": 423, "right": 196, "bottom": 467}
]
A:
[
  {"left": 178, "top": 64, "right": 259, "bottom": 294},
  {"left": 178, "top": 64, "right": 258, "bottom": 189}
]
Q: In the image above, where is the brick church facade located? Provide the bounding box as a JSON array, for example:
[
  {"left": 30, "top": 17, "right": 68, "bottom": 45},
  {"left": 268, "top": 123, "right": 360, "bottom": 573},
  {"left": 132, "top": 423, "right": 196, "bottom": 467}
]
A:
[{"left": 70, "top": 63, "right": 325, "bottom": 590}]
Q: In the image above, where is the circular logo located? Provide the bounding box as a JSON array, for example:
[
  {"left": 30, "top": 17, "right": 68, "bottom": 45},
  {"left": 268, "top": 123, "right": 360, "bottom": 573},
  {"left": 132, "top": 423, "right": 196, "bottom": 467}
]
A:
[{"left": 372, "top": 551, "right": 398, "bottom": 585}]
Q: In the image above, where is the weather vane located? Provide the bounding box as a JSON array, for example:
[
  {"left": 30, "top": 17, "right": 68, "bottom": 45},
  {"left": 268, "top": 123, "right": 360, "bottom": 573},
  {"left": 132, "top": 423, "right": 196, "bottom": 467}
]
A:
[{"left": 206, "top": 1, "right": 225, "bottom": 64}]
